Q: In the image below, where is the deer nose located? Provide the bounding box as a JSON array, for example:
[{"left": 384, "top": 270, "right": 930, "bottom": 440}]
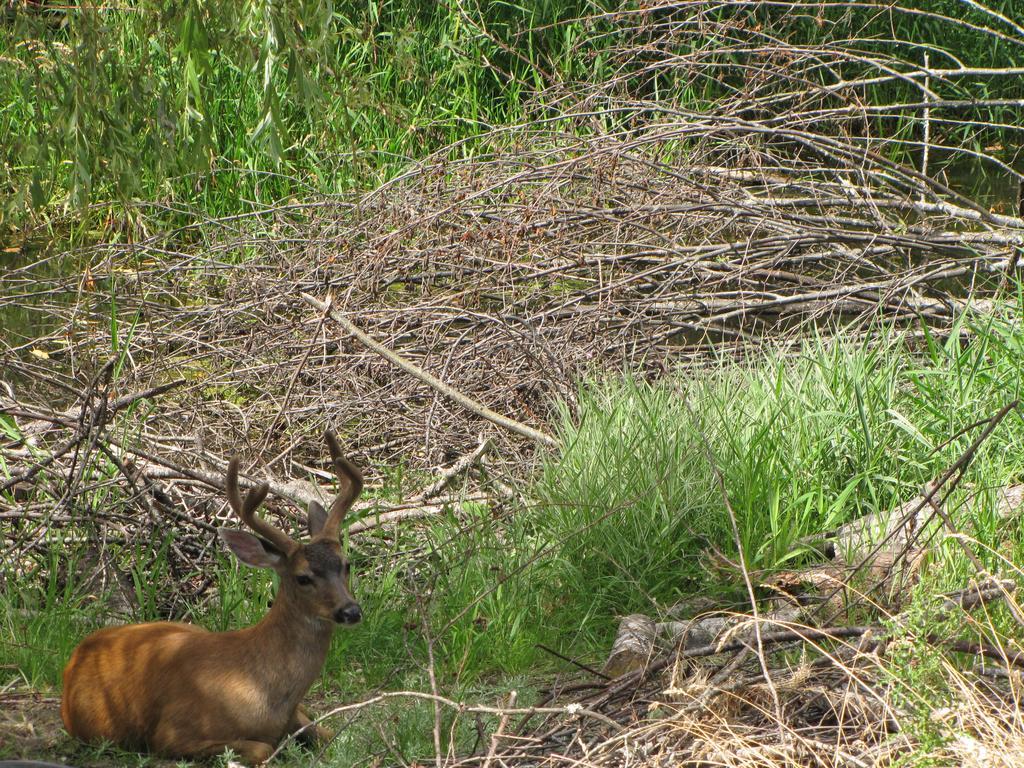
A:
[{"left": 334, "top": 604, "right": 362, "bottom": 625}]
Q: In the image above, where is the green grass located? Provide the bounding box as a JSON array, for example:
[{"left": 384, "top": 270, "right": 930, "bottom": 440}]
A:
[
  {"left": 531, "top": 299, "right": 1024, "bottom": 635},
  {"left": 1, "top": 565, "right": 102, "bottom": 690}
]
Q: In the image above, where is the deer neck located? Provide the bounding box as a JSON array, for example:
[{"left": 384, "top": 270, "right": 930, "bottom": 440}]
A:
[{"left": 242, "top": 584, "right": 335, "bottom": 700}]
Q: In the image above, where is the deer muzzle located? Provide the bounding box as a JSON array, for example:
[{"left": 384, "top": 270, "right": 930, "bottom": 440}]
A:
[{"left": 333, "top": 603, "right": 362, "bottom": 625}]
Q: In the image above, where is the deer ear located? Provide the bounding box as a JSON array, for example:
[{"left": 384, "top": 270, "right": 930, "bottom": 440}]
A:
[
  {"left": 219, "top": 529, "right": 285, "bottom": 569},
  {"left": 307, "top": 500, "right": 328, "bottom": 537}
]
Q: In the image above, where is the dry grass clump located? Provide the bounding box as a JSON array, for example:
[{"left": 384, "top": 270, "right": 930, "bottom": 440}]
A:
[
  {"left": 485, "top": 608, "right": 1024, "bottom": 768},
  {"left": 588, "top": 664, "right": 1024, "bottom": 768}
]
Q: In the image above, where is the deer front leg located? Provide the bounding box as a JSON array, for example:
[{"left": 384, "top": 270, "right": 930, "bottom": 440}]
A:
[{"left": 289, "top": 704, "right": 334, "bottom": 746}]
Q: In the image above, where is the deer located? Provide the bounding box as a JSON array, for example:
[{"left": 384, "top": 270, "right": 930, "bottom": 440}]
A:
[{"left": 60, "top": 432, "right": 364, "bottom": 765}]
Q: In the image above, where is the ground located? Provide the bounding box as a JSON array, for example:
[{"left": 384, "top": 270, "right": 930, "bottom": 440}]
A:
[{"left": 0, "top": 691, "right": 92, "bottom": 766}]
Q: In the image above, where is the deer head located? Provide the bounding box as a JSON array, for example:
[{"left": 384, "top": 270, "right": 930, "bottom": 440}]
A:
[{"left": 218, "top": 431, "right": 364, "bottom": 625}]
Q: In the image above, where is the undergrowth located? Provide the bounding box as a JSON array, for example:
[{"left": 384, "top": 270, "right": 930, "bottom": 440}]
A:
[
  {"left": 5, "top": 296, "right": 1024, "bottom": 765},
  {"left": 536, "top": 302, "right": 1024, "bottom": 624},
  {"left": 0, "top": 0, "right": 602, "bottom": 230}
]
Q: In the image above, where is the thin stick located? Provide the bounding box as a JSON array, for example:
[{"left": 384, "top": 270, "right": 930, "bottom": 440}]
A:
[
  {"left": 682, "top": 398, "right": 785, "bottom": 730},
  {"left": 271, "top": 690, "right": 623, "bottom": 762},
  {"left": 419, "top": 438, "right": 493, "bottom": 501},
  {"left": 422, "top": 607, "right": 444, "bottom": 768},
  {"left": 482, "top": 690, "right": 516, "bottom": 768},
  {"left": 535, "top": 643, "right": 610, "bottom": 680},
  {"left": 920, "top": 50, "right": 932, "bottom": 202}
]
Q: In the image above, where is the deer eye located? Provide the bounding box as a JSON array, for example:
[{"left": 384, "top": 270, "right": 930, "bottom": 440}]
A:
[{"left": 296, "top": 574, "right": 314, "bottom": 586}]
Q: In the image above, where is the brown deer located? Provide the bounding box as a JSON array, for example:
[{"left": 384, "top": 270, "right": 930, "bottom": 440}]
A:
[{"left": 61, "top": 432, "right": 364, "bottom": 765}]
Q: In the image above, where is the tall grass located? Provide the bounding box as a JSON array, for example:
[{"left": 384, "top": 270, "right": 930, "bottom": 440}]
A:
[
  {"left": 534, "top": 301, "right": 1024, "bottom": 630},
  {"left": 3, "top": 1, "right": 1021, "bottom": 230}
]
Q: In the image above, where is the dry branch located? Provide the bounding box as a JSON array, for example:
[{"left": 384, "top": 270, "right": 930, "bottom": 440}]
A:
[{"left": 603, "top": 614, "right": 657, "bottom": 677}]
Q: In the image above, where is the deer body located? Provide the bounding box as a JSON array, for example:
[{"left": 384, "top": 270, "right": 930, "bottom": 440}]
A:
[{"left": 61, "top": 433, "right": 363, "bottom": 765}]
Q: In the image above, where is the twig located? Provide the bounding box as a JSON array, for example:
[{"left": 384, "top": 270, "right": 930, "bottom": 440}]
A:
[
  {"left": 422, "top": 603, "right": 444, "bottom": 768},
  {"left": 535, "top": 643, "right": 610, "bottom": 681},
  {"left": 419, "top": 438, "right": 493, "bottom": 501},
  {"left": 274, "top": 688, "right": 623, "bottom": 762},
  {"left": 682, "top": 397, "right": 785, "bottom": 731},
  {"left": 482, "top": 690, "right": 517, "bottom": 768}
]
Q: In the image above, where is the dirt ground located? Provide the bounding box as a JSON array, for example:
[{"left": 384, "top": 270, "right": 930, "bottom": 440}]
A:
[
  {"left": 1, "top": 693, "right": 70, "bottom": 762},
  {"left": 0, "top": 691, "right": 179, "bottom": 767}
]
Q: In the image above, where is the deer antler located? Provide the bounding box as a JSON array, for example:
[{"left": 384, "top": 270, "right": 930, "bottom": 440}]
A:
[
  {"left": 321, "top": 431, "right": 363, "bottom": 540},
  {"left": 225, "top": 458, "right": 297, "bottom": 555}
]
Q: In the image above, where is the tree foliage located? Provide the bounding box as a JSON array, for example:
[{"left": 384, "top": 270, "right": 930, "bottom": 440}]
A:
[{"left": 0, "top": 0, "right": 593, "bottom": 223}]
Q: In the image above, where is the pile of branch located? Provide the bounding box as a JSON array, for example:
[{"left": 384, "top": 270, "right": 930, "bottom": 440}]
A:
[
  {"left": 3, "top": 2, "right": 1023, "bottom": 475},
  {"left": 0, "top": 372, "right": 501, "bottom": 612}
]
